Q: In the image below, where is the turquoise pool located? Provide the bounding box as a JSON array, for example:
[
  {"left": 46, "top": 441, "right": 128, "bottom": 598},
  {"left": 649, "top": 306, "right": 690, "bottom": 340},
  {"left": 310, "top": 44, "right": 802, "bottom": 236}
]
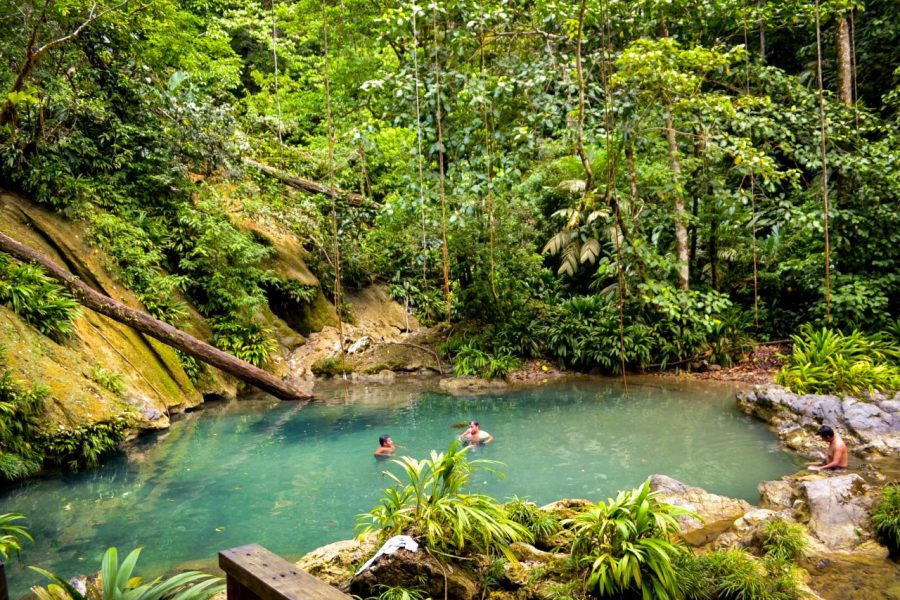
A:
[{"left": 1, "top": 377, "right": 801, "bottom": 595}]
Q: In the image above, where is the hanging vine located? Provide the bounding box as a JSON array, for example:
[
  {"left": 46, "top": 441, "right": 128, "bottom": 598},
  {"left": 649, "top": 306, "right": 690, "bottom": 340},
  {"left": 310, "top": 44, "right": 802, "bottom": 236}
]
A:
[
  {"left": 574, "top": 0, "right": 594, "bottom": 193},
  {"left": 410, "top": 3, "right": 429, "bottom": 289},
  {"left": 322, "top": 0, "right": 346, "bottom": 353},
  {"left": 599, "top": 0, "right": 627, "bottom": 388},
  {"left": 814, "top": 0, "right": 832, "bottom": 321},
  {"left": 430, "top": 1, "right": 452, "bottom": 320}
]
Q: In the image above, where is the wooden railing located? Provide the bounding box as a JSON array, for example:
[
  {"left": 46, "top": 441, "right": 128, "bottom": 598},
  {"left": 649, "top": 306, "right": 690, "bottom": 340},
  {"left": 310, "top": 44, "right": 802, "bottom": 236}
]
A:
[{"left": 219, "top": 544, "right": 351, "bottom": 600}]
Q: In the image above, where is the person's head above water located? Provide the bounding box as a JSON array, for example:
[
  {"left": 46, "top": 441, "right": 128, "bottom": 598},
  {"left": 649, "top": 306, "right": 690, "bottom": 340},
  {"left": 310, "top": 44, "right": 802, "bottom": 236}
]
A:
[
  {"left": 817, "top": 425, "right": 834, "bottom": 440},
  {"left": 468, "top": 420, "right": 480, "bottom": 431},
  {"left": 379, "top": 434, "right": 393, "bottom": 447}
]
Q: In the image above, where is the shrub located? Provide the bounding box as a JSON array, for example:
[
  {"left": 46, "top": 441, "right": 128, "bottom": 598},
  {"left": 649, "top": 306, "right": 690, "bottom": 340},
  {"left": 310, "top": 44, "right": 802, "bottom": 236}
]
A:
[
  {"left": 372, "top": 584, "right": 427, "bottom": 600},
  {"left": 762, "top": 519, "right": 806, "bottom": 563},
  {"left": 90, "top": 368, "right": 125, "bottom": 397},
  {"left": 38, "top": 417, "right": 130, "bottom": 471},
  {"left": 0, "top": 253, "right": 79, "bottom": 342},
  {"left": 356, "top": 441, "right": 532, "bottom": 557},
  {"left": 0, "top": 369, "right": 48, "bottom": 480},
  {"left": 211, "top": 319, "right": 277, "bottom": 367},
  {"left": 31, "top": 546, "right": 223, "bottom": 600},
  {"left": 505, "top": 497, "right": 561, "bottom": 548},
  {"left": 695, "top": 550, "right": 802, "bottom": 600},
  {"left": 776, "top": 325, "right": 900, "bottom": 394},
  {"left": 565, "top": 480, "right": 691, "bottom": 599},
  {"left": 871, "top": 484, "right": 900, "bottom": 555},
  {"left": 453, "top": 344, "right": 519, "bottom": 380}
]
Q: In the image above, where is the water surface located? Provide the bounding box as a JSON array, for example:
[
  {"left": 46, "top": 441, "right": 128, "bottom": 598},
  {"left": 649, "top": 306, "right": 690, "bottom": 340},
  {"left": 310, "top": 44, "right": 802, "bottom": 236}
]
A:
[{"left": 3, "top": 377, "right": 801, "bottom": 595}]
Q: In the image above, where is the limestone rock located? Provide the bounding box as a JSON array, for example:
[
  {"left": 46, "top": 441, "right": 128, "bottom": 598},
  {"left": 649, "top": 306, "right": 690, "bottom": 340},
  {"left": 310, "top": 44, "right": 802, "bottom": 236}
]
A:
[
  {"left": 294, "top": 535, "right": 379, "bottom": 589},
  {"left": 649, "top": 474, "right": 752, "bottom": 546},
  {"left": 347, "top": 336, "right": 371, "bottom": 355},
  {"left": 800, "top": 474, "right": 878, "bottom": 551},
  {"left": 439, "top": 377, "right": 508, "bottom": 393},
  {"left": 737, "top": 384, "right": 900, "bottom": 458},
  {"left": 349, "top": 548, "right": 478, "bottom": 600},
  {"left": 758, "top": 479, "right": 796, "bottom": 509}
]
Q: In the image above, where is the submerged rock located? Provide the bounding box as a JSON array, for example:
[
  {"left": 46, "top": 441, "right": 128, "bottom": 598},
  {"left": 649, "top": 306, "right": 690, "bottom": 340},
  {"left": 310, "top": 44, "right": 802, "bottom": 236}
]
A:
[{"left": 649, "top": 474, "right": 752, "bottom": 546}]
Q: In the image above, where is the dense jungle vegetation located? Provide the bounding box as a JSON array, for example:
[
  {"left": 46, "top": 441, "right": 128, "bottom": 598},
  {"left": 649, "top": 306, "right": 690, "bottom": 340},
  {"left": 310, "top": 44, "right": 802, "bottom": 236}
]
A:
[{"left": 1, "top": 0, "right": 899, "bottom": 376}]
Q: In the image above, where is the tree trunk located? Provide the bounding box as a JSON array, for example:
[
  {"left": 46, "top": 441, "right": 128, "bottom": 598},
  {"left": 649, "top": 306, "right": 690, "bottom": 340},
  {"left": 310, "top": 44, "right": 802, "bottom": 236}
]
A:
[
  {"left": 664, "top": 112, "right": 690, "bottom": 291},
  {"left": 0, "top": 232, "right": 312, "bottom": 401},
  {"left": 243, "top": 158, "right": 367, "bottom": 206},
  {"left": 836, "top": 16, "right": 853, "bottom": 106}
]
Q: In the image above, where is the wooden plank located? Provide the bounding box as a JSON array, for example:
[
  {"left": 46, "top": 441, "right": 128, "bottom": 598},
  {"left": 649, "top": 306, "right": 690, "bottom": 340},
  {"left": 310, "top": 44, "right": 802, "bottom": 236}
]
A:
[{"left": 219, "top": 544, "right": 350, "bottom": 600}]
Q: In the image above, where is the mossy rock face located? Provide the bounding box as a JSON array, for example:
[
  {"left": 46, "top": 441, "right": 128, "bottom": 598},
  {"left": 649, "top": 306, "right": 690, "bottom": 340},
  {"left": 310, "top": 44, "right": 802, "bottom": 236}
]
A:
[{"left": 0, "top": 191, "right": 202, "bottom": 429}]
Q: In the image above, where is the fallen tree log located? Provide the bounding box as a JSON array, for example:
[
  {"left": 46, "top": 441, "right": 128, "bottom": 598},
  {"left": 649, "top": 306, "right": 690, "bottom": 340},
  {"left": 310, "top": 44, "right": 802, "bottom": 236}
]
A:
[
  {"left": 243, "top": 158, "right": 368, "bottom": 206},
  {"left": 0, "top": 232, "right": 312, "bottom": 401}
]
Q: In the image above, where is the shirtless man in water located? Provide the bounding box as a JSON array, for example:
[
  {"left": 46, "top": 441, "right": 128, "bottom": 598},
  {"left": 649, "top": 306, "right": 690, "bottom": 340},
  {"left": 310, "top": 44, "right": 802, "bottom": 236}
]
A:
[
  {"left": 460, "top": 420, "right": 493, "bottom": 445},
  {"left": 808, "top": 425, "right": 848, "bottom": 471},
  {"left": 374, "top": 435, "right": 399, "bottom": 457}
]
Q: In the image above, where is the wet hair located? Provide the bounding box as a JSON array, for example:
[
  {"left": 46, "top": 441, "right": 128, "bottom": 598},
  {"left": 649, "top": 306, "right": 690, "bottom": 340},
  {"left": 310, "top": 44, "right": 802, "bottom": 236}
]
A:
[
  {"left": 379, "top": 434, "right": 391, "bottom": 447},
  {"left": 817, "top": 425, "right": 834, "bottom": 438},
  {"left": 469, "top": 420, "right": 479, "bottom": 427}
]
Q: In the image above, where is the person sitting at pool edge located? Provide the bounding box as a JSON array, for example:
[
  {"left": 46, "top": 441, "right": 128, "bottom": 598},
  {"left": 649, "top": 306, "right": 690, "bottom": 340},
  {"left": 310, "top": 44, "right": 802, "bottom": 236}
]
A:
[
  {"left": 808, "top": 425, "right": 848, "bottom": 471},
  {"left": 375, "top": 434, "right": 397, "bottom": 457},
  {"left": 460, "top": 420, "right": 493, "bottom": 445}
]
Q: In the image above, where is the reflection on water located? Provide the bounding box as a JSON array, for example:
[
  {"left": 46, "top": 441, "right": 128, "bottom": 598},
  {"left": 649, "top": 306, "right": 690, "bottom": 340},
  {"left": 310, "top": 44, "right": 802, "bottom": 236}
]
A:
[{"left": 1, "top": 377, "right": 801, "bottom": 596}]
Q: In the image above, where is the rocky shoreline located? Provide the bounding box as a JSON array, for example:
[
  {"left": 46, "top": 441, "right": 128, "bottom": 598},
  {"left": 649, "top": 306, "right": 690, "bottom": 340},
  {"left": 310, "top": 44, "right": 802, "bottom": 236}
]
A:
[{"left": 287, "top": 383, "right": 899, "bottom": 600}]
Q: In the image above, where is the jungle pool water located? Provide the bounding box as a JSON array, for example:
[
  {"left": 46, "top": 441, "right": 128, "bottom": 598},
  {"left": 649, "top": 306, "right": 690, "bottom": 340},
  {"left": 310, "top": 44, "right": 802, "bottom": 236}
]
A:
[{"left": 1, "top": 377, "right": 802, "bottom": 595}]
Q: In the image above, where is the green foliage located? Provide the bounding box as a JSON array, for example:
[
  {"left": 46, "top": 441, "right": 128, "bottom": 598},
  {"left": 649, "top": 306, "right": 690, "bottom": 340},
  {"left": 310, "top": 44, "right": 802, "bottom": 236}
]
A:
[
  {"left": 88, "top": 212, "right": 187, "bottom": 324},
  {"left": 687, "top": 550, "right": 802, "bottom": 600},
  {"left": 871, "top": 484, "right": 900, "bottom": 554},
  {"left": 356, "top": 441, "right": 532, "bottom": 557},
  {"left": 0, "top": 513, "right": 32, "bottom": 561},
  {"left": 0, "top": 254, "right": 79, "bottom": 342},
  {"left": 311, "top": 356, "right": 352, "bottom": 377},
  {"left": 371, "top": 584, "right": 427, "bottom": 600},
  {"left": 762, "top": 520, "right": 807, "bottom": 564},
  {"left": 566, "top": 480, "right": 691, "bottom": 599},
  {"left": 0, "top": 369, "right": 48, "bottom": 480},
  {"left": 505, "top": 496, "right": 561, "bottom": 549},
  {"left": 776, "top": 325, "right": 900, "bottom": 394},
  {"left": 452, "top": 344, "right": 519, "bottom": 380},
  {"left": 210, "top": 319, "right": 277, "bottom": 367},
  {"left": 30, "top": 546, "right": 223, "bottom": 600},
  {"left": 38, "top": 417, "right": 130, "bottom": 471},
  {"left": 90, "top": 368, "right": 125, "bottom": 397}
]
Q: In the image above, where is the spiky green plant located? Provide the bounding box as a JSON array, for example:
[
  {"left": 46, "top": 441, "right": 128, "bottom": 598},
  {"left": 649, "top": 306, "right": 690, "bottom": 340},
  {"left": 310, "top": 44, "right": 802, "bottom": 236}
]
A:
[
  {"left": 30, "top": 547, "right": 223, "bottom": 600},
  {"left": 565, "top": 480, "right": 691, "bottom": 600},
  {"left": 776, "top": 325, "right": 900, "bottom": 394},
  {"left": 356, "top": 441, "right": 531, "bottom": 557},
  {"left": 0, "top": 253, "right": 79, "bottom": 342},
  {"left": 762, "top": 519, "right": 806, "bottom": 563},
  {"left": 871, "top": 484, "right": 900, "bottom": 554},
  {"left": 0, "top": 513, "right": 32, "bottom": 560}
]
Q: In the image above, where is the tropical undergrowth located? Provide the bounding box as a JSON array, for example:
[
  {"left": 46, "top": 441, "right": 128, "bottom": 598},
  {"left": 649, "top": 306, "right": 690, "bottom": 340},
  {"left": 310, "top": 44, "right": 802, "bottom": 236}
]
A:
[
  {"left": 0, "top": 352, "right": 130, "bottom": 481},
  {"left": 0, "top": 253, "right": 79, "bottom": 342},
  {"left": 31, "top": 546, "right": 223, "bottom": 600},
  {"left": 566, "top": 481, "right": 692, "bottom": 599},
  {"left": 447, "top": 285, "right": 748, "bottom": 375},
  {"left": 356, "top": 441, "right": 532, "bottom": 557},
  {"left": 871, "top": 484, "right": 900, "bottom": 556},
  {"left": 777, "top": 324, "right": 900, "bottom": 394}
]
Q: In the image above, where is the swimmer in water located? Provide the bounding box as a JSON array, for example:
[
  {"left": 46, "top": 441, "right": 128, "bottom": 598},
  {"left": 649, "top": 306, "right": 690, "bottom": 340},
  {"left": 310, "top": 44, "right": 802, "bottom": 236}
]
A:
[
  {"left": 374, "top": 434, "right": 399, "bottom": 457},
  {"left": 459, "top": 420, "right": 493, "bottom": 445}
]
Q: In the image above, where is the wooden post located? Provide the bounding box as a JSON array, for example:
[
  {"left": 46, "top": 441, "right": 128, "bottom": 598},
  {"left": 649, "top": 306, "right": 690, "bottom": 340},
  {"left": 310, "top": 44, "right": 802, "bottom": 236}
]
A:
[
  {"left": 219, "top": 544, "right": 351, "bottom": 600},
  {"left": 0, "top": 561, "right": 8, "bottom": 600}
]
